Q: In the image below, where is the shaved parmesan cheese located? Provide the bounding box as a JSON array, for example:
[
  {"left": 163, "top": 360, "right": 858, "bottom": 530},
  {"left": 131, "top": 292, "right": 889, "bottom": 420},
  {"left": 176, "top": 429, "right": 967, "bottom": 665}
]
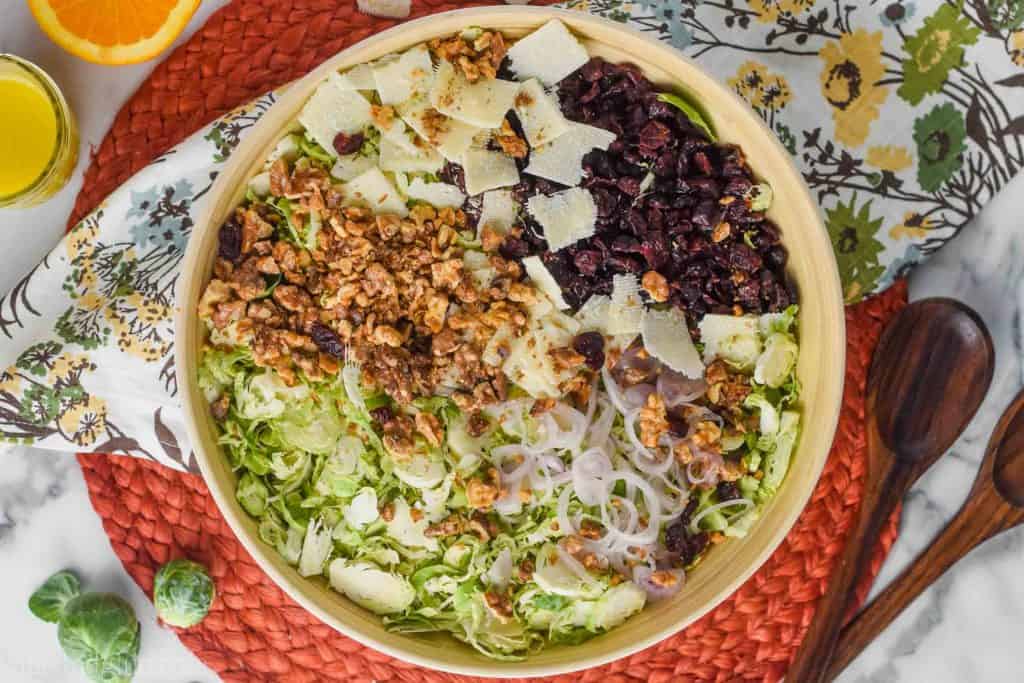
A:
[
  {"left": 430, "top": 61, "right": 519, "bottom": 128},
  {"left": 642, "top": 309, "right": 704, "bottom": 378},
  {"left": 298, "top": 79, "right": 373, "bottom": 153},
  {"left": 483, "top": 323, "right": 514, "bottom": 366},
  {"left": 515, "top": 79, "right": 570, "bottom": 146},
  {"left": 526, "top": 187, "right": 597, "bottom": 251},
  {"left": 345, "top": 167, "right": 408, "bottom": 217},
  {"left": 523, "top": 256, "right": 570, "bottom": 310},
  {"left": 335, "top": 64, "right": 376, "bottom": 90},
  {"left": 379, "top": 136, "right": 444, "bottom": 174},
  {"left": 525, "top": 122, "right": 617, "bottom": 186},
  {"left": 356, "top": 0, "right": 411, "bottom": 19},
  {"left": 398, "top": 96, "right": 482, "bottom": 161},
  {"left": 265, "top": 134, "right": 300, "bottom": 167},
  {"left": 607, "top": 274, "right": 644, "bottom": 334},
  {"left": 331, "top": 152, "right": 379, "bottom": 181},
  {"left": 505, "top": 19, "right": 589, "bottom": 86},
  {"left": 462, "top": 149, "right": 520, "bottom": 196},
  {"left": 395, "top": 174, "right": 466, "bottom": 207},
  {"left": 376, "top": 118, "right": 421, "bottom": 155},
  {"left": 504, "top": 319, "right": 576, "bottom": 398},
  {"left": 477, "top": 190, "right": 518, "bottom": 236},
  {"left": 574, "top": 294, "right": 610, "bottom": 333},
  {"left": 372, "top": 44, "right": 435, "bottom": 104}
]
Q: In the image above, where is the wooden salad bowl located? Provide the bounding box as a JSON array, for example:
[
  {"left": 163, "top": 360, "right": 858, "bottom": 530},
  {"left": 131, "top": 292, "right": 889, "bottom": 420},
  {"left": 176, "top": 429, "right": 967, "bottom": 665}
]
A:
[{"left": 175, "top": 6, "right": 844, "bottom": 677}]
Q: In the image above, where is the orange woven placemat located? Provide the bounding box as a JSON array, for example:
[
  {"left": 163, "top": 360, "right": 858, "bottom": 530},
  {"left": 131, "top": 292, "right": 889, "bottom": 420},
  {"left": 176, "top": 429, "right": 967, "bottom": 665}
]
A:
[{"left": 69, "top": 2, "right": 905, "bottom": 680}]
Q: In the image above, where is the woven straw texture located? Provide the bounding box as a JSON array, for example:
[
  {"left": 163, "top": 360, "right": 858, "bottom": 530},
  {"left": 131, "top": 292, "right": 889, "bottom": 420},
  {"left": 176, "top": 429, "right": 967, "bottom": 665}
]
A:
[{"left": 69, "top": 1, "right": 906, "bottom": 680}]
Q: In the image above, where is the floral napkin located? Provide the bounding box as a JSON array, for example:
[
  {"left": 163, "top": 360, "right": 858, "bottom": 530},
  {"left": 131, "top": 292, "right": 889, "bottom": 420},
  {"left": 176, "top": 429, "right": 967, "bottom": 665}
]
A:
[{"left": 1, "top": 0, "right": 1021, "bottom": 471}]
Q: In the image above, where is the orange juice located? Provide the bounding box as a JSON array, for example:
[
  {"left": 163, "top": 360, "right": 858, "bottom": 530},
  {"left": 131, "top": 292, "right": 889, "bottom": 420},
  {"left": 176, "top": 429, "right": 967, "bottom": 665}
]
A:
[{"left": 0, "top": 55, "right": 77, "bottom": 207}]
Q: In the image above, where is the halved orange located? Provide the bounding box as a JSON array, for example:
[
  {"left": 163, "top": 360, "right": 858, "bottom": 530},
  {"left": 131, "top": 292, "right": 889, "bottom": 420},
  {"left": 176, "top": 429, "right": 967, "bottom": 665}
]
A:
[{"left": 27, "top": 0, "right": 201, "bottom": 65}]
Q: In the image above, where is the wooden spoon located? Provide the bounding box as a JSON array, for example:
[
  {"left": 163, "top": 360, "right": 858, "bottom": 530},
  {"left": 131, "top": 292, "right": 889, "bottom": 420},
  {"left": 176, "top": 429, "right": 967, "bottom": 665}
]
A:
[
  {"left": 826, "top": 386, "right": 1024, "bottom": 680},
  {"left": 786, "top": 298, "right": 995, "bottom": 683}
]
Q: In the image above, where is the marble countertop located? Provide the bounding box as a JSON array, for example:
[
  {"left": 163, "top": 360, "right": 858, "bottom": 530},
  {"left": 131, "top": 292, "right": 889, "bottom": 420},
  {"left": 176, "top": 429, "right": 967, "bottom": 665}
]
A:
[{"left": 1, "top": 4, "right": 1022, "bottom": 682}]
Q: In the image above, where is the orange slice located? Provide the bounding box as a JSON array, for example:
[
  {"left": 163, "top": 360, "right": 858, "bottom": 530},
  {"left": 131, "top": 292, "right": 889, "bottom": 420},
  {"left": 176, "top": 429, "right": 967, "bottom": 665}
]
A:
[{"left": 28, "top": 0, "right": 200, "bottom": 65}]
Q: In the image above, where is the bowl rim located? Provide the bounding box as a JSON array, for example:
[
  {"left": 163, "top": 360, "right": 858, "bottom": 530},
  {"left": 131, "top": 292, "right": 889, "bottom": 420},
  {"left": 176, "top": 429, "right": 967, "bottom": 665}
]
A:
[{"left": 175, "top": 5, "right": 845, "bottom": 678}]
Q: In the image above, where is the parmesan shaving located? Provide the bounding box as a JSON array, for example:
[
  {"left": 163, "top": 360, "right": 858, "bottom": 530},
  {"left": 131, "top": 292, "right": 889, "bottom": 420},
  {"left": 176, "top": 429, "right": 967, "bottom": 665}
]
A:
[
  {"left": 574, "top": 294, "right": 611, "bottom": 333},
  {"left": 379, "top": 136, "right": 444, "bottom": 174},
  {"left": 297, "top": 78, "right": 373, "bottom": 154},
  {"left": 462, "top": 149, "right": 520, "bottom": 196},
  {"left": 345, "top": 167, "right": 409, "bottom": 217},
  {"left": 430, "top": 61, "right": 519, "bottom": 128},
  {"left": 331, "top": 153, "right": 379, "bottom": 181},
  {"left": 395, "top": 174, "right": 466, "bottom": 208},
  {"left": 607, "top": 274, "right": 644, "bottom": 334},
  {"left": 522, "top": 256, "right": 570, "bottom": 310},
  {"left": 524, "top": 122, "right": 617, "bottom": 186},
  {"left": 526, "top": 188, "right": 597, "bottom": 251},
  {"left": 641, "top": 309, "right": 704, "bottom": 379},
  {"left": 398, "top": 96, "right": 482, "bottom": 161},
  {"left": 505, "top": 19, "right": 590, "bottom": 86},
  {"left": 372, "top": 45, "right": 435, "bottom": 104},
  {"left": 335, "top": 64, "right": 377, "bottom": 91},
  {"left": 514, "top": 79, "right": 570, "bottom": 147},
  {"left": 477, "top": 190, "right": 518, "bottom": 236}
]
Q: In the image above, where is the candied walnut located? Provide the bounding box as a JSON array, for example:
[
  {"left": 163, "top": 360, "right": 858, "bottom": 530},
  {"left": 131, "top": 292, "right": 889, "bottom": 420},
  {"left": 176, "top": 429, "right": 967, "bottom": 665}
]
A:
[
  {"left": 638, "top": 393, "right": 669, "bottom": 448},
  {"left": 431, "top": 258, "right": 464, "bottom": 290},
  {"left": 255, "top": 255, "right": 280, "bottom": 275},
  {"left": 410, "top": 507, "right": 424, "bottom": 523},
  {"left": 549, "top": 346, "right": 586, "bottom": 372},
  {"left": 372, "top": 324, "right": 404, "bottom": 348},
  {"left": 530, "top": 398, "right": 556, "bottom": 416},
  {"left": 212, "top": 300, "right": 246, "bottom": 329},
  {"left": 712, "top": 221, "right": 732, "bottom": 243},
  {"left": 431, "top": 328, "right": 462, "bottom": 356},
  {"left": 649, "top": 570, "right": 679, "bottom": 588},
  {"left": 210, "top": 394, "right": 230, "bottom": 421},
  {"left": 480, "top": 226, "right": 505, "bottom": 253},
  {"left": 423, "top": 291, "right": 449, "bottom": 333},
  {"left": 268, "top": 158, "right": 290, "bottom": 196},
  {"left": 641, "top": 270, "right": 670, "bottom": 303},
  {"left": 425, "top": 513, "right": 467, "bottom": 538},
  {"left": 692, "top": 421, "right": 722, "bottom": 451},
  {"left": 720, "top": 458, "right": 745, "bottom": 482},
  {"left": 517, "top": 559, "right": 535, "bottom": 582},
  {"left": 415, "top": 411, "right": 444, "bottom": 447},
  {"left": 467, "top": 510, "right": 498, "bottom": 541},
  {"left": 483, "top": 590, "right": 513, "bottom": 620},
  {"left": 579, "top": 519, "right": 603, "bottom": 540},
  {"left": 379, "top": 503, "right": 395, "bottom": 522},
  {"left": 466, "top": 468, "right": 501, "bottom": 509},
  {"left": 370, "top": 104, "right": 395, "bottom": 129},
  {"left": 318, "top": 352, "right": 340, "bottom": 375},
  {"left": 248, "top": 300, "right": 282, "bottom": 326},
  {"left": 507, "top": 282, "right": 536, "bottom": 304},
  {"left": 563, "top": 535, "right": 584, "bottom": 555},
  {"left": 466, "top": 411, "right": 490, "bottom": 437},
  {"left": 232, "top": 259, "right": 268, "bottom": 301},
  {"left": 273, "top": 284, "right": 312, "bottom": 312},
  {"left": 674, "top": 441, "right": 694, "bottom": 465},
  {"left": 495, "top": 119, "right": 528, "bottom": 159}
]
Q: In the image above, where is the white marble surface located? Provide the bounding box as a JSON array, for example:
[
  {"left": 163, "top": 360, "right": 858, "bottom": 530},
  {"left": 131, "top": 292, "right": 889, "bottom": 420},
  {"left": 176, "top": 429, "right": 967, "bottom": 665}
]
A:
[{"left": 1, "top": 4, "right": 1022, "bottom": 682}]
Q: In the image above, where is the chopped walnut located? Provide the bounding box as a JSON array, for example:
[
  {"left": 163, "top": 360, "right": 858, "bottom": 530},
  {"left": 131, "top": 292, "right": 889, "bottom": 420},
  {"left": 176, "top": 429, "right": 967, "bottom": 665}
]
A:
[
  {"left": 641, "top": 270, "right": 670, "bottom": 302},
  {"left": 579, "top": 519, "right": 603, "bottom": 540},
  {"left": 549, "top": 346, "right": 586, "bottom": 372},
  {"left": 466, "top": 468, "right": 501, "bottom": 509},
  {"left": 483, "top": 590, "right": 513, "bottom": 620},
  {"left": 415, "top": 411, "right": 444, "bottom": 447},
  {"left": 467, "top": 510, "right": 498, "bottom": 541},
  {"left": 638, "top": 393, "right": 669, "bottom": 448},
  {"left": 649, "top": 570, "right": 680, "bottom": 588},
  {"left": 210, "top": 394, "right": 230, "bottom": 420},
  {"left": 692, "top": 420, "right": 722, "bottom": 450},
  {"left": 480, "top": 225, "right": 505, "bottom": 253},
  {"left": 517, "top": 559, "right": 535, "bottom": 582},
  {"left": 429, "top": 30, "right": 506, "bottom": 82},
  {"left": 674, "top": 441, "right": 694, "bottom": 465},
  {"left": 712, "top": 222, "right": 732, "bottom": 243},
  {"left": 466, "top": 411, "right": 490, "bottom": 437},
  {"left": 495, "top": 119, "right": 528, "bottom": 159},
  {"left": 425, "top": 513, "right": 465, "bottom": 538}
]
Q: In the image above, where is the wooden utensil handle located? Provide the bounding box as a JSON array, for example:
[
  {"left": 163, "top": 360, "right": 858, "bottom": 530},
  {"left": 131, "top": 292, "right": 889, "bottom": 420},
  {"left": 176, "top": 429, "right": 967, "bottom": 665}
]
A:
[
  {"left": 785, "top": 458, "right": 915, "bottom": 683},
  {"left": 826, "top": 491, "right": 1015, "bottom": 681}
]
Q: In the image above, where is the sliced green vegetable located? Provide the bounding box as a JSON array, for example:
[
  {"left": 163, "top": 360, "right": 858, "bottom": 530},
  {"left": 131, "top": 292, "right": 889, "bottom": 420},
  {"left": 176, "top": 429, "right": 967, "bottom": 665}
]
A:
[{"left": 657, "top": 93, "right": 716, "bottom": 141}]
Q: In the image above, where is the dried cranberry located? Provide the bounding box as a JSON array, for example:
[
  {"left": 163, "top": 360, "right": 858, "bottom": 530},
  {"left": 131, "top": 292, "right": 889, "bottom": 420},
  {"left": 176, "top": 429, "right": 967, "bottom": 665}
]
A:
[
  {"left": 639, "top": 120, "right": 672, "bottom": 150},
  {"left": 332, "top": 131, "right": 364, "bottom": 156},
  {"left": 218, "top": 215, "right": 242, "bottom": 263},
  {"left": 664, "top": 498, "right": 710, "bottom": 565},
  {"left": 572, "top": 331, "right": 605, "bottom": 370},
  {"left": 310, "top": 322, "right": 344, "bottom": 357},
  {"left": 716, "top": 480, "right": 741, "bottom": 502}
]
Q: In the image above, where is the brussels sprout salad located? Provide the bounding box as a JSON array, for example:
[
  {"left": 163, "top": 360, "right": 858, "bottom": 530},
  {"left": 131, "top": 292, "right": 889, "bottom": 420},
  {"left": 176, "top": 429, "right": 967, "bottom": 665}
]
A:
[{"left": 198, "top": 20, "right": 801, "bottom": 659}]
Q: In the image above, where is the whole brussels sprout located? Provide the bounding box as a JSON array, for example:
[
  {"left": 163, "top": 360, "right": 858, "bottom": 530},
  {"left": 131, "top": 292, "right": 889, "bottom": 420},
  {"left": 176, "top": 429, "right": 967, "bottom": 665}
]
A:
[
  {"left": 153, "top": 559, "right": 215, "bottom": 628},
  {"left": 30, "top": 571, "right": 141, "bottom": 683},
  {"left": 58, "top": 593, "right": 141, "bottom": 683}
]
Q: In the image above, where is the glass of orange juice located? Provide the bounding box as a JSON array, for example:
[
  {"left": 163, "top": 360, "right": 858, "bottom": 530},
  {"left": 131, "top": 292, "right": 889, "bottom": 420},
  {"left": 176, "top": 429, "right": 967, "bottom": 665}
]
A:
[{"left": 0, "top": 55, "right": 78, "bottom": 208}]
